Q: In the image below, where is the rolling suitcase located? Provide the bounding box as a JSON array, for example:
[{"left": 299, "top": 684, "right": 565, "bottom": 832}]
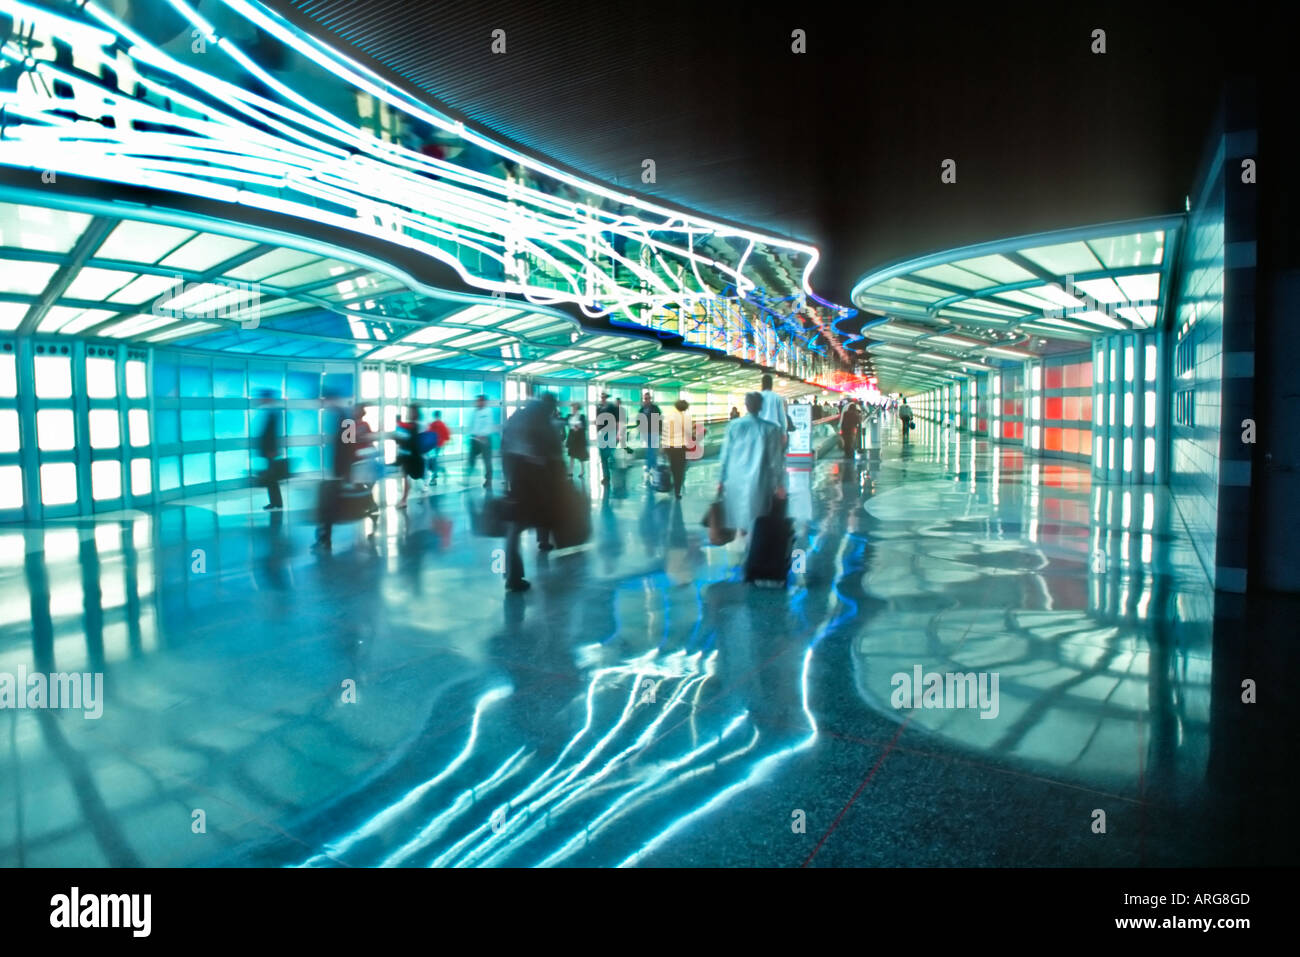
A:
[
  {"left": 551, "top": 484, "right": 591, "bottom": 548},
  {"left": 650, "top": 464, "right": 672, "bottom": 493},
  {"left": 337, "top": 483, "right": 377, "bottom": 522},
  {"left": 744, "top": 499, "right": 794, "bottom": 585}
]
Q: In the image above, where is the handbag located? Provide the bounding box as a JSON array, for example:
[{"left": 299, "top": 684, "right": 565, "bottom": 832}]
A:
[
  {"left": 703, "top": 497, "right": 736, "bottom": 546},
  {"left": 475, "top": 495, "right": 514, "bottom": 538}
]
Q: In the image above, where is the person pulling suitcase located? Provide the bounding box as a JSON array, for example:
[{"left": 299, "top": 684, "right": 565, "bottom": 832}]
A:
[{"left": 717, "top": 392, "right": 788, "bottom": 580}]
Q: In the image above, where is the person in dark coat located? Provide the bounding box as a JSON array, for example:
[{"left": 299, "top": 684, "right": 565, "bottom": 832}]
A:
[
  {"left": 314, "top": 399, "right": 360, "bottom": 551},
  {"left": 500, "top": 392, "right": 565, "bottom": 592},
  {"left": 253, "top": 390, "right": 283, "bottom": 510},
  {"left": 839, "top": 400, "right": 863, "bottom": 458},
  {"left": 565, "top": 402, "right": 589, "bottom": 478}
]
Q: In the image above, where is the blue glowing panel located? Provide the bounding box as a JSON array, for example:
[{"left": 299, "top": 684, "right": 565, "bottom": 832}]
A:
[
  {"left": 182, "top": 452, "right": 212, "bottom": 485},
  {"left": 154, "top": 360, "right": 179, "bottom": 399},
  {"left": 181, "top": 410, "right": 212, "bottom": 442},
  {"left": 180, "top": 365, "right": 211, "bottom": 398},
  {"left": 287, "top": 371, "right": 320, "bottom": 399},
  {"left": 214, "top": 409, "right": 247, "bottom": 440},
  {"left": 213, "top": 365, "right": 246, "bottom": 398}
]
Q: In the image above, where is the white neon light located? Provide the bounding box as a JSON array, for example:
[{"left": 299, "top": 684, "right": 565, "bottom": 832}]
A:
[{"left": 0, "top": 0, "right": 840, "bottom": 372}]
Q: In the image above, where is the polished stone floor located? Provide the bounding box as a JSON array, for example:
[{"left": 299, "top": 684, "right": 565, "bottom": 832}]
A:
[{"left": 1, "top": 415, "right": 1295, "bottom": 867}]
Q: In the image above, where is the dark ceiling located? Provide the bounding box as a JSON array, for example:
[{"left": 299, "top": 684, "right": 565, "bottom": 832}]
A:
[{"left": 269, "top": 0, "right": 1263, "bottom": 305}]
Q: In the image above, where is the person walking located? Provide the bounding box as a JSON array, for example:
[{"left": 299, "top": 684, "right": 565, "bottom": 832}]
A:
[
  {"left": 500, "top": 392, "right": 565, "bottom": 592},
  {"left": 594, "top": 391, "right": 619, "bottom": 486},
  {"left": 839, "top": 399, "right": 863, "bottom": 458},
  {"left": 313, "top": 399, "right": 358, "bottom": 551},
  {"left": 565, "top": 401, "right": 589, "bottom": 478},
  {"left": 467, "top": 394, "right": 496, "bottom": 489},
  {"left": 394, "top": 404, "right": 424, "bottom": 508},
  {"left": 632, "top": 390, "right": 662, "bottom": 478},
  {"left": 614, "top": 397, "right": 628, "bottom": 451},
  {"left": 661, "top": 398, "right": 694, "bottom": 499},
  {"left": 758, "top": 373, "right": 791, "bottom": 447},
  {"left": 253, "top": 390, "right": 283, "bottom": 510},
  {"left": 425, "top": 411, "right": 451, "bottom": 488},
  {"left": 899, "top": 396, "right": 914, "bottom": 443},
  {"left": 718, "top": 392, "right": 788, "bottom": 553}
]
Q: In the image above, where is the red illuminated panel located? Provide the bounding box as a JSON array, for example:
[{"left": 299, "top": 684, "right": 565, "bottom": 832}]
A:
[
  {"left": 1046, "top": 365, "right": 1064, "bottom": 389},
  {"left": 1045, "top": 427, "right": 1063, "bottom": 451},
  {"left": 1046, "top": 396, "right": 1063, "bottom": 420},
  {"left": 1064, "top": 396, "right": 1080, "bottom": 420},
  {"left": 1081, "top": 396, "right": 1093, "bottom": 421}
]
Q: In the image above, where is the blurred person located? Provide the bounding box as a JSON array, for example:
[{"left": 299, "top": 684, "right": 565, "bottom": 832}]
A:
[
  {"left": 660, "top": 398, "right": 694, "bottom": 500},
  {"left": 631, "top": 390, "right": 662, "bottom": 476},
  {"left": 425, "top": 411, "right": 451, "bottom": 488},
  {"left": 253, "top": 390, "right": 284, "bottom": 510},
  {"left": 899, "top": 396, "right": 914, "bottom": 443},
  {"left": 758, "top": 374, "right": 791, "bottom": 447},
  {"left": 500, "top": 392, "right": 565, "bottom": 592},
  {"left": 839, "top": 399, "right": 863, "bottom": 457},
  {"left": 614, "top": 397, "right": 628, "bottom": 450},
  {"left": 718, "top": 392, "right": 788, "bottom": 552},
  {"left": 394, "top": 404, "right": 424, "bottom": 508},
  {"left": 565, "top": 401, "right": 589, "bottom": 478},
  {"left": 314, "top": 398, "right": 359, "bottom": 551},
  {"left": 594, "top": 391, "right": 619, "bottom": 486},
  {"left": 467, "top": 394, "right": 496, "bottom": 488},
  {"left": 729, "top": 406, "right": 740, "bottom": 421}
]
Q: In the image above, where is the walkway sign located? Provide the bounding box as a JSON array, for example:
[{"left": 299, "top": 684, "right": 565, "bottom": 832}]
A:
[{"left": 787, "top": 404, "right": 812, "bottom": 460}]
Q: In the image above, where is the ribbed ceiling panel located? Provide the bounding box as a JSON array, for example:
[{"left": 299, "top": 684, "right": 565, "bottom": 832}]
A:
[{"left": 273, "top": 0, "right": 828, "bottom": 245}]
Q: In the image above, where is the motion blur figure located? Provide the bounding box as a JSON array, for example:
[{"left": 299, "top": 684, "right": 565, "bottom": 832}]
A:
[
  {"left": 718, "top": 392, "right": 788, "bottom": 555},
  {"left": 467, "top": 394, "right": 495, "bottom": 489},
  {"left": 594, "top": 390, "right": 618, "bottom": 487},
  {"left": 253, "top": 389, "right": 283, "bottom": 510},
  {"left": 394, "top": 404, "right": 424, "bottom": 508},
  {"left": 565, "top": 402, "right": 589, "bottom": 479},
  {"left": 660, "top": 398, "right": 694, "bottom": 499},
  {"left": 500, "top": 392, "right": 565, "bottom": 592},
  {"left": 314, "top": 397, "right": 358, "bottom": 551}
]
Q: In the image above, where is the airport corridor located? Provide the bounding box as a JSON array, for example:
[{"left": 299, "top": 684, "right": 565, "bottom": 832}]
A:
[{"left": 2, "top": 413, "right": 1274, "bottom": 869}]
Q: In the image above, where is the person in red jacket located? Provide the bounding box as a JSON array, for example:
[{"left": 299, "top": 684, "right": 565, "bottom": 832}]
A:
[{"left": 425, "top": 411, "right": 451, "bottom": 488}]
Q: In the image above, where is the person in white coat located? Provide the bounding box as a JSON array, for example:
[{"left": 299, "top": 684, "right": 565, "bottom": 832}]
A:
[{"left": 718, "top": 392, "right": 788, "bottom": 542}]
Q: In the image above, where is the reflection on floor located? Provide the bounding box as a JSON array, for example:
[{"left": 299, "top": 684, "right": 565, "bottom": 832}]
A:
[{"left": 1, "top": 416, "right": 1296, "bottom": 867}]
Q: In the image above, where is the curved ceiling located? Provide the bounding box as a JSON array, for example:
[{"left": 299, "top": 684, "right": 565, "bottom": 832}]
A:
[
  {"left": 269, "top": 0, "right": 1259, "bottom": 301},
  {"left": 846, "top": 217, "right": 1181, "bottom": 394},
  {"left": 0, "top": 196, "right": 813, "bottom": 394}
]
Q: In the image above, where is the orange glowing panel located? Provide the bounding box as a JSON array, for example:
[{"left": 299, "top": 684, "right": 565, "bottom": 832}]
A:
[{"left": 1045, "top": 427, "right": 1063, "bottom": 451}]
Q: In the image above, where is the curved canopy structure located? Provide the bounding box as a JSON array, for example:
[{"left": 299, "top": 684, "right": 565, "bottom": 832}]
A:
[
  {"left": 0, "top": 195, "right": 798, "bottom": 394},
  {"left": 0, "top": 0, "right": 854, "bottom": 387},
  {"left": 846, "top": 217, "right": 1182, "bottom": 394}
]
